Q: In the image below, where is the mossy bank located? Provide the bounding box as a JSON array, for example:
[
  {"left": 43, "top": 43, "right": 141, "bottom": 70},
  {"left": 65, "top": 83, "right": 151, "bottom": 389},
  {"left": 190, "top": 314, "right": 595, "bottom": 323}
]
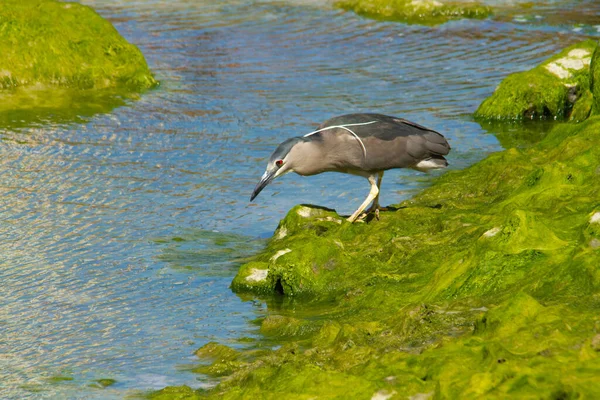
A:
[
  {"left": 335, "top": 0, "right": 492, "bottom": 25},
  {"left": 151, "top": 52, "right": 600, "bottom": 400},
  {"left": 0, "top": 0, "right": 157, "bottom": 122}
]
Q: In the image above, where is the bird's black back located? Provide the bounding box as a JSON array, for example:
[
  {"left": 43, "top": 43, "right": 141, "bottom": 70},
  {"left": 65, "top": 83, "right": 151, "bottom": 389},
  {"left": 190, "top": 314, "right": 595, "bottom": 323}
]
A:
[
  {"left": 316, "top": 113, "right": 449, "bottom": 154},
  {"left": 317, "top": 113, "right": 437, "bottom": 138},
  {"left": 306, "top": 113, "right": 451, "bottom": 172}
]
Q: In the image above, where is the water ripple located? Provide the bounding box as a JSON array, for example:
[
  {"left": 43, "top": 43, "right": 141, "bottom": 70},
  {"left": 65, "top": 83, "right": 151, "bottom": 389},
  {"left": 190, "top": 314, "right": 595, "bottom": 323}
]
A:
[{"left": 1, "top": 0, "right": 598, "bottom": 398}]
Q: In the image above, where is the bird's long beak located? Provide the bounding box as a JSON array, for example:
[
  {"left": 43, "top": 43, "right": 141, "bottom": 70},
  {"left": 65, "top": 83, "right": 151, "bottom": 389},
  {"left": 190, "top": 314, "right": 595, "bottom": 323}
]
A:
[{"left": 250, "top": 169, "right": 276, "bottom": 201}]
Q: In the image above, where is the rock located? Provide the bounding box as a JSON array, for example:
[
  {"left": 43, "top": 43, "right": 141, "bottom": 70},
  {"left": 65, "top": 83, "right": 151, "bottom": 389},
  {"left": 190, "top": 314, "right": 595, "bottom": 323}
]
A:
[
  {"left": 194, "top": 342, "right": 239, "bottom": 362},
  {"left": 0, "top": 0, "right": 156, "bottom": 91},
  {"left": 212, "top": 114, "right": 600, "bottom": 398},
  {"left": 0, "top": 0, "right": 157, "bottom": 122},
  {"left": 89, "top": 378, "right": 116, "bottom": 389},
  {"left": 231, "top": 205, "right": 349, "bottom": 297},
  {"left": 335, "top": 0, "right": 492, "bottom": 25},
  {"left": 475, "top": 40, "right": 598, "bottom": 121}
]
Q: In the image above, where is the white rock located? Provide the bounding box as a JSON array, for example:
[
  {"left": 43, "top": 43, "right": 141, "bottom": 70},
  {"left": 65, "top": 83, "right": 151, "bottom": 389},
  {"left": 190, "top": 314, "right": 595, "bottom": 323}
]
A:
[
  {"left": 246, "top": 268, "right": 268, "bottom": 282},
  {"left": 371, "top": 390, "right": 397, "bottom": 400},
  {"left": 545, "top": 62, "right": 571, "bottom": 79},
  {"left": 271, "top": 248, "right": 291, "bottom": 261},
  {"left": 590, "top": 212, "right": 600, "bottom": 224},
  {"left": 556, "top": 57, "right": 588, "bottom": 71},
  {"left": 275, "top": 226, "right": 287, "bottom": 240},
  {"left": 545, "top": 49, "right": 592, "bottom": 79},
  {"left": 568, "top": 49, "right": 590, "bottom": 58},
  {"left": 297, "top": 206, "right": 312, "bottom": 218},
  {"left": 409, "top": 393, "right": 433, "bottom": 400},
  {"left": 410, "top": 0, "right": 442, "bottom": 8},
  {"left": 483, "top": 227, "right": 501, "bottom": 238}
]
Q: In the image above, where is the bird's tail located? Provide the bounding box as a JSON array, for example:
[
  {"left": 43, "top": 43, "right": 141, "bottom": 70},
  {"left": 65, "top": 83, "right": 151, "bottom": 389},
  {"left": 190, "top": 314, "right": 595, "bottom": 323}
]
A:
[{"left": 412, "top": 155, "right": 448, "bottom": 172}]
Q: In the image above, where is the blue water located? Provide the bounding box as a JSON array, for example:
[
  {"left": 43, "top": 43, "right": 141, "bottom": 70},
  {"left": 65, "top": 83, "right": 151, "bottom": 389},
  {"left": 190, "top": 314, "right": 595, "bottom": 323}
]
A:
[{"left": 1, "top": 0, "right": 598, "bottom": 398}]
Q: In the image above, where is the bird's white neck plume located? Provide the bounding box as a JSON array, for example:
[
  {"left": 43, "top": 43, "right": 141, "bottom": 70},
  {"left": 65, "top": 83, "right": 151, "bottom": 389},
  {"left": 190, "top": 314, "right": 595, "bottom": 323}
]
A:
[{"left": 303, "top": 121, "right": 377, "bottom": 159}]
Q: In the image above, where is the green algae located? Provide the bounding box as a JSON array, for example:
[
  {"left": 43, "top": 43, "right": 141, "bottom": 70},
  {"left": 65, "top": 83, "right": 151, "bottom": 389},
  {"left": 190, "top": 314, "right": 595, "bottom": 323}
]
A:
[
  {"left": 0, "top": 0, "right": 156, "bottom": 91},
  {"left": 155, "top": 115, "right": 600, "bottom": 399},
  {"left": 335, "top": 0, "right": 492, "bottom": 25},
  {"left": 89, "top": 378, "right": 116, "bottom": 388},
  {"left": 475, "top": 40, "right": 598, "bottom": 121},
  {"left": 591, "top": 43, "right": 600, "bottom": 115},
  {"left": 0, "top": 0, "right": 157, "bottom": 127},
  {"left": 47, "top": 375, "right": 74, "bottom": 383},
  {"left": 148, "top": 386, "right": 204, "bottom": 400},
  {"left": 195, "top": 342, "right": 240, "bottom": 362}
]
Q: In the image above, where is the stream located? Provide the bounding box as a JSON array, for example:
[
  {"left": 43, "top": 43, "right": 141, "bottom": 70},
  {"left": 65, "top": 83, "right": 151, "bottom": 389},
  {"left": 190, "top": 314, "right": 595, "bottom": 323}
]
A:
[{"left": 1, "top": 0, "right": 599, "bottom": 398}]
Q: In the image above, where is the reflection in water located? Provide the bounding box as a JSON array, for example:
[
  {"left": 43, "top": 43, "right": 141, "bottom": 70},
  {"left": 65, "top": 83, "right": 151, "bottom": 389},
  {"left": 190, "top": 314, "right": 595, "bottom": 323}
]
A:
[
  {"left": 1, "top": 0, "right": 599, "bottom": 398},
  {"left": 155, "top": 230, "right": 265, "bottom": 276},
  {"left": 476, "top": 119, "right": 559, "bottom": 149},
  {"left": 0, "top": 88, "right": 131, "bottom": 132}
]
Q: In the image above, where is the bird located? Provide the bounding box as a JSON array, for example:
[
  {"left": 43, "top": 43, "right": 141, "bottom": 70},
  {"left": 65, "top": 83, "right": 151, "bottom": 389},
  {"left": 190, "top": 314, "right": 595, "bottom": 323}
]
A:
[{"left": 250, "top": 113, "right": 451, "bottom": 223}]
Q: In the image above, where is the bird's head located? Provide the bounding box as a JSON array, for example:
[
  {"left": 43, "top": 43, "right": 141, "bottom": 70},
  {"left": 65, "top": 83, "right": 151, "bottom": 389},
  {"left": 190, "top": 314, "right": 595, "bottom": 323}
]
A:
[{"left": 250, "top": 137, "right": 303, "bottom": 201}]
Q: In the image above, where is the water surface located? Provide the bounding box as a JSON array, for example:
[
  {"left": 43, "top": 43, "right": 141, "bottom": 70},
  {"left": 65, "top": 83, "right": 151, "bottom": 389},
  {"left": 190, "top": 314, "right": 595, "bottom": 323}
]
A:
[{"left": 1, "top": 0, "right": 598, "bottom": 398}]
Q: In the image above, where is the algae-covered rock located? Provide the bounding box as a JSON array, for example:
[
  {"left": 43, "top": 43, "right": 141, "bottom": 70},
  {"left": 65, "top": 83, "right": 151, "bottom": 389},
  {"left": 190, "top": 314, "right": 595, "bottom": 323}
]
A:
[
  {"left": 231, "top": 205, "right": 347, "bottom": 297},
  {"left": 0, "top": 0, "right": 156, "bottom": 125},
  {"left": 195, "top": 342, "right": 240, "bottom": 362},
  {"left": 0, "top": 0, "right": 156, "bottom": 91},
  {"left": 335, "top": 0, "right": 492, "bottom": 25},
  {"left": 475, "top": 40, "right": 598, "bottom": 121},
  {"left": 89, "top": 378, "right": 116, "bottom": 388},
  {"left": 193, "top": 342, "right": 247, "bottom": 378},
  {"left": 260, "top": 315, "right": 319, "bottom": 337},
  {"left": 206, "top": 116, "right": 600, "bottom": 399}
]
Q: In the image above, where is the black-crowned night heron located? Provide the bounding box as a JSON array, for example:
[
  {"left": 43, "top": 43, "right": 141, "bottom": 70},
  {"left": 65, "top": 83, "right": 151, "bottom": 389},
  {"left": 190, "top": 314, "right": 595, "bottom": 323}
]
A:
[{"left": 250, "top": 113, "right": 451, "bottom": 223}]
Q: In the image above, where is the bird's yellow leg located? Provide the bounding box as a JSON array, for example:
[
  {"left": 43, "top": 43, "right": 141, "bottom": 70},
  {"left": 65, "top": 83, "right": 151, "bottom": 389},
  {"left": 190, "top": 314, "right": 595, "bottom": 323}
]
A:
[
  {"left": 365, "top": 171, "right": 383, "bottom": 219},
  {"left": 365, "top": 171, "right": 384, "bottom": 217},
  {"left": 348, "top": 174, "right": 379, "bottom": 223}
]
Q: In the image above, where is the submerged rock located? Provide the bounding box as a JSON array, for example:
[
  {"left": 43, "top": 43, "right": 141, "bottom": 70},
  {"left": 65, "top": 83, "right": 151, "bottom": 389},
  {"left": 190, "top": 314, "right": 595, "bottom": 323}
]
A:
[
  {"left": 475, "top": 40, "right": 598, "bottom": 121},
  {"left": 148, "top": 386, "right": 203, "bottom": 400},
  {"left": 195, "top": 342, "right": 240, "bottom": 362},
  {"left": 335, "top": 0, "right": 492, "bottom": 25},
  {"left": 89, "top": 378, "right": 116, "bottom": 389}
]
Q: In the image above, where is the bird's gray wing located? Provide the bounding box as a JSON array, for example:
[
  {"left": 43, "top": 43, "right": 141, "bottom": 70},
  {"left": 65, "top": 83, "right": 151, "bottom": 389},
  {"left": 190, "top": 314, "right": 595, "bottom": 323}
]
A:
[
  {"left": 329, "top": 114, "right": 450, "bottom": 156},
  {"left": 318, "top": 113, "right": 446, "bottom": 143},
  {"left": 313, "top": 113, "right": 450, "bottom": 170}
]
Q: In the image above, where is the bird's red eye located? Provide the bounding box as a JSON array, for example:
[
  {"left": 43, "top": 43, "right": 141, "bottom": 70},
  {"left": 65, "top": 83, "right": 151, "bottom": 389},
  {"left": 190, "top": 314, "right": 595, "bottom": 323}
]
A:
[{"left": 275, "top": 160, "right": 283, "bottom": 167}]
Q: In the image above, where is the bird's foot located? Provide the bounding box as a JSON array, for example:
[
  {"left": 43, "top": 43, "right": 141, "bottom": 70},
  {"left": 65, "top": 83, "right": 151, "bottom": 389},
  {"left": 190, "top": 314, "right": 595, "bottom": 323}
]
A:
[
  {"left": 355, "top": 212, "right": 368, "bottom": 222},
  {"left": 355, "top": 208, "right": 380, "bottom": 222},
  {"left": 365, "top": 203, "right": 383, "bottom": 220}
]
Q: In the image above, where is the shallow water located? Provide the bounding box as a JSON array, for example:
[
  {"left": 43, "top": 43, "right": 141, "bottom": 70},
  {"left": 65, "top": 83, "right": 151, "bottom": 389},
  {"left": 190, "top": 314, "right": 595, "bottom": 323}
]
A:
[{"left": 1, "top": 0, "right": 598, "bottom": 398}]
